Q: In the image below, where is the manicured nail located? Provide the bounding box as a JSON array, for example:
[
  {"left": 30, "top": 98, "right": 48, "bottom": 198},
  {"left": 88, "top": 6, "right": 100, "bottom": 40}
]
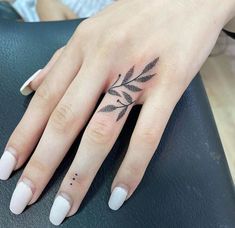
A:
[
  {"left": 50, "top": 194, "right": 71, "bottom": 226},
  {"left": 0, "top": 150, "right": 17, "bottom": 180},
  {"left": 10, "top": 180, "right": 33, "bottom": 214},
  {"left": 20, "top": 69, "right": 41, "bottom": 96},
  {"left": 108, "top": 186, "right": 128, "bottom": 210}
]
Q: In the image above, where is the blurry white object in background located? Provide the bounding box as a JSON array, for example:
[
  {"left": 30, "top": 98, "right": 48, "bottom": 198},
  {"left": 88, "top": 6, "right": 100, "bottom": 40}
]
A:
[
  {"left": 10, "top": 0, "right": 114, "bottom": 22},
  {"left": 63, "top": 0, "right": 114, "bottom": 18},
  {"left": 11, "top": 0, "right": 40, "bottom": 22}
]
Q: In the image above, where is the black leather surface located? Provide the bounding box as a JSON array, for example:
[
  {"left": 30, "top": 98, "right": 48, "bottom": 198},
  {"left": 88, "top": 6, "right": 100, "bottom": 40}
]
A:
[
  {"left": 0, "top": 20, "right": 235, "bottom": 228},
  {"left": 0, "top": 2, "right": 21, "bottom": 21}
]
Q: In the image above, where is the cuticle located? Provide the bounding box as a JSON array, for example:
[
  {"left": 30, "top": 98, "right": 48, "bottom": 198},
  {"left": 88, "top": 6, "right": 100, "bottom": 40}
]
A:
[
  {"left": 5, "top": 146, "right": 18, "bottom": 160},
  {"left": 19, "top": 176, "right": 36, "bottom": 194},
  {"left": 58, "top": 191, "right": 73, "bottom": 206}
]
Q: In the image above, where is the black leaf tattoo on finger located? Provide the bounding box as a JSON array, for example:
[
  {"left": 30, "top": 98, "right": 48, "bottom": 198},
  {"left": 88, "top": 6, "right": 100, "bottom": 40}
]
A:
[
  {"left": 122, "top": 91, "right": 133, "bottom": 103},
  {"left": 135, "top": 74, "right": 156, "bottom": 82},
  {"left": 124, "top": 84, "right": 142, "bottom": 92},
  {"left": 108, "top": 89, "right": 121, "bottom": 97},
  {"left": 98, "top": 57, "right": 159, "bottom": 121},
  {"left": 98, "top": 105, "right": 117, "bottom": 112},
  {"left": 122, "top": 65, "right": 134, "bottom": 84},
  {"left": 140, "top": 57, "right": 159, "bottom": 75},
  {"left": 117, "top": 106, "right": 128, "bottom": 121}
]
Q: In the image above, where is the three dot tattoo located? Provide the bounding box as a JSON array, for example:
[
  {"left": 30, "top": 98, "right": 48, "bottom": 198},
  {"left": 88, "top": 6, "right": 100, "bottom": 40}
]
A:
[
  {"left": 69, "top": 57, "right": 159, "bottom": 185},
  {"left": 70, "top": 173, "right": 78, "bottom": 186}
]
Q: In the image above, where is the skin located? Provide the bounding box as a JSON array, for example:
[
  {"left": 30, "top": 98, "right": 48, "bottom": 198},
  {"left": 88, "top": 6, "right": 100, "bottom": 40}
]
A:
[
  {"left": 36, "top": 0, "right": 77, "bottom": 21},
  {"left": 3, "top": 0, "right": 235, "bottom": 222}
]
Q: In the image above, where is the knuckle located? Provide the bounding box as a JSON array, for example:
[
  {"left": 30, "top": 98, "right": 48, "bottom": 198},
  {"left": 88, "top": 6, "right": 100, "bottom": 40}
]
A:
[
  {"left": 27, "top": 157, "right": 51, "bottom": 176},
  {"left": 75, "top": 19, "right": 93, "bottom": 39},
  {"left": 54, "top": 47, "right": 64, "bottom": 58},
  {"left": 50, "top": 104, "right": 75, "bottom": 133},
  {"left": 160, "top": 56, "right": 189, "bottom": 88},
  {"left": 125, "top": 162, "right": 143, "bottom": 178},
  {"left": 86, "top": 119, "right": 113, "bottom": 145},
  {"left": 142, "top": 130, "right": 157, "bottom": 145},
  {"left": 104, "top": 30, "right": 128, "bottom": 47},
  {"left": 134, "top": 129, "right": 157, "bottom": 146},
  {"left": 96, "top": 30, "right": 129, "bottom": 58},
  {"left": 34, "top": 80, "right": 54, "bottom": 104}
]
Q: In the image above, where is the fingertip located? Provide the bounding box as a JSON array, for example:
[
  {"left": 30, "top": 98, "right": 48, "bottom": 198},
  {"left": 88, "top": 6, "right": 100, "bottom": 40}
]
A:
[{"left": 20, "top": 69, "right": 42, "bottom": 96}]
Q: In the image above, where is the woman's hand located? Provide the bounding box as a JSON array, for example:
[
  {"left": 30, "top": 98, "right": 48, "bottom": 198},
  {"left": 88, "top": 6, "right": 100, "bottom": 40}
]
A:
[
  {"left": 36, "top": 0, "right": 77, "bottom": 21},
  {"left": 1, "top": 0, "right": 235, "bottom": 225}
]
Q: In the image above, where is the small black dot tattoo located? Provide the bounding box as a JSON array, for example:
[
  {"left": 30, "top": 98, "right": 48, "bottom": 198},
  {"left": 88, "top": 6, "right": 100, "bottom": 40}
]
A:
[{"left": 69, "top": 172, "right": 79, "bottom": 186}]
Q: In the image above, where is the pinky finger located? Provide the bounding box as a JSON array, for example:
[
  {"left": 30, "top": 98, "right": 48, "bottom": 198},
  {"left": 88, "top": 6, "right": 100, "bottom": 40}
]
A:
[{"left": 20, "top": 46, "right": 64, "bottom": 96}]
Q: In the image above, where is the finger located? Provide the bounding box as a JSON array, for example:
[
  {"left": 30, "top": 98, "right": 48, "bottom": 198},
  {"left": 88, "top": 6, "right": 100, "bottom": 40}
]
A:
[
  {"left": 109, "top": 75, "right": 185, "bottom": 210},
  {"left": 20, "top": 47, "right": 64, "bottom": 96},
  {"left": 0, "top": 41, "right": 82, "bottom": 181},
  {"left": 9, "top": 60, "right": 106, "bottom": 215},
  {"left": 49, "top": 58, "right": 159, "bottom": 225},
  {"left": 49, "top": 93, "right": 136, "bottom": 225},
  {"left": 64, "top": 6, "right": 77, "bottom": 20}
]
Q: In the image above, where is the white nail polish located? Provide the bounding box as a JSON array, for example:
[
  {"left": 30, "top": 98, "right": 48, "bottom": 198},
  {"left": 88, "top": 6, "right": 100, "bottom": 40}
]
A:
[
  {"left": 20, "top": 69, "right": 42, "bottom": 96},
  {"left": 10, "top": 181, "right": 33, "bottom": 214},
  {"left": 50, "top": 195, "right": 71, "bottom": 226},
  {"left": 108, "top": 186, "right": 128, "bottom": 210},
  {"left": 0, "top": 150, "right": 16, "bottom": 180}
]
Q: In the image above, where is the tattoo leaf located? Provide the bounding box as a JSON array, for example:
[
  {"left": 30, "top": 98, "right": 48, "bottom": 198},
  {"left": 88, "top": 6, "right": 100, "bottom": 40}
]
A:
[
  {"left": 108, "top": 89, "right": 121, "bottom": 97},
  {"left": 135, "top": 74, "right": 156, "bottom": 82},
  {"left": 140, "top": 58, "right": 159, "bottom": 75},
  {"left": 122, "top": 91, "right": 133, "bottom": 103},
  {"left": 122, "top": 66, "right": 134, "bottom": 84},
  {"left": 116, "top": 106, "right": 128, "bottom": 121},
  {"left": 124, "top": 84, "right": 142, "bottom": 92},
  {"left": 98, "top": 105, "right": 117, "bottom": 112}
]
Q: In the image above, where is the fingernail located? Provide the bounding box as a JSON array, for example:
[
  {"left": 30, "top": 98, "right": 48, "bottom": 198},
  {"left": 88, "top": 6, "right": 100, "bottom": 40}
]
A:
[
  {"left": 50, "top": 194, "right": 71, "bottom": 226},
  {"left": 20, "top": 69, "right": 42, "bottom": 96},
  {"left": 108, "top": 186, "right": 128, "bottom": 210},
  {"left": 0, "top": 150, "right": 17, "bottom": 180},
  {"left": 10, "top": 180, "right": 33, "bottom": 214}
]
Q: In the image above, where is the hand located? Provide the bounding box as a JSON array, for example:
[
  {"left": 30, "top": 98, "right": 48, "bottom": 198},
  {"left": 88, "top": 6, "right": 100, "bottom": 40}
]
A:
[
  {"left": 36, "top": 0, "right": 77, "bottom": 21},
  {"left": 1, "top": 0, "right": 235, "bottom": 226}
]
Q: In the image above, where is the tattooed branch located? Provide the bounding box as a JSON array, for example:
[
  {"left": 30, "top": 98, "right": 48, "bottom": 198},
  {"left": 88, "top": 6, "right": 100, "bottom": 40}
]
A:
[{"left": 98, "top": 57, "right": 159, "bottom": 121}]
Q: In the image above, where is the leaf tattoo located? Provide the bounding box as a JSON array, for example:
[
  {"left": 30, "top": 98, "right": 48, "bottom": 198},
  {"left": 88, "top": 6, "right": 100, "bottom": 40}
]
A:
[
  {"left": 135, "top": 74, "right": 156, "bottom": 82},
  {"left": 98, "top": 57, "right": 159, "bottom": 121},
  {"left": 124, "top": 84, "right": 142, "bottom": 92},
  {"left": 140, "top": 57, "right": 159, "bottom": 75},
  {"left": 122, "top": 65, "right": 134, "bottom": 84},
  {"left": 116, "top": 106, "right": 128, "bottom": 121},
  {"left": 98, "top": 105, "right": 117, "bottom": 112},
  {"left": 122, "top": 91, "right": 133, "bottom": 103},
  {"left": 108, "top": 89, "right": 121, "bottom": 97}
]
